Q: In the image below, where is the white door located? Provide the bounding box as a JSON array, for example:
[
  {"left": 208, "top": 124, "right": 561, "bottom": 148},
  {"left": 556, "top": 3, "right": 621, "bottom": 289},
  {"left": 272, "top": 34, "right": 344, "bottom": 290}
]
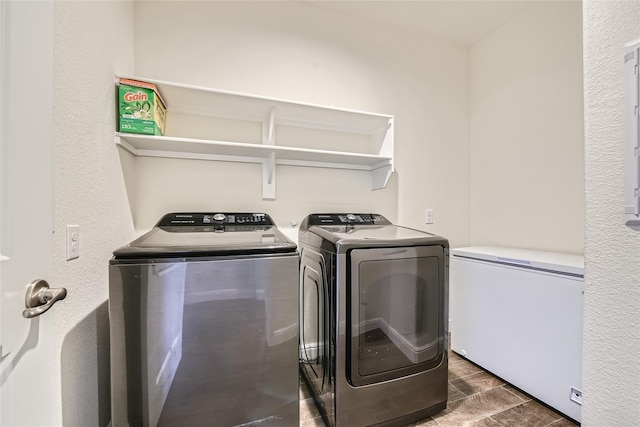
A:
[{"left": 0, "top": 1, "right": 61, "bottom": 426}]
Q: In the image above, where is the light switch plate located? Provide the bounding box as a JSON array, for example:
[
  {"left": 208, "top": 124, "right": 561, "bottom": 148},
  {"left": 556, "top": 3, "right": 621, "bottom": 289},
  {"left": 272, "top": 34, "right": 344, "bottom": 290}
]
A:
[{"left": 66, "top": 225, "right": 79, "bottom": 260}]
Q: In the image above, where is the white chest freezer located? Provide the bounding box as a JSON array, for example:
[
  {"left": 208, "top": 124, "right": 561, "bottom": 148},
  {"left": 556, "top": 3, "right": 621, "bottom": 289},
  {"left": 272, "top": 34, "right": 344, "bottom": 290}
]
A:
[{"left": 449, "top": 246, "right": 584, "bottom": 422}]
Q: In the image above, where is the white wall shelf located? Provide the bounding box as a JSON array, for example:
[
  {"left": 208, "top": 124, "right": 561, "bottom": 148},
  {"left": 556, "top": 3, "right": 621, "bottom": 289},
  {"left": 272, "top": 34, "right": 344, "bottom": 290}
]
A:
[{"left": 115, "top": 75, "right": 394, "bottom": 199}]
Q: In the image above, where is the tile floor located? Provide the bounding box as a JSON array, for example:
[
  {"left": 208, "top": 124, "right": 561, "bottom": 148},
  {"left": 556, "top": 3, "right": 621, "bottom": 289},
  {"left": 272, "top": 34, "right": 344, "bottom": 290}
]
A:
[{"left": 299, "top": 351, "right": 579, "bottom": 426}]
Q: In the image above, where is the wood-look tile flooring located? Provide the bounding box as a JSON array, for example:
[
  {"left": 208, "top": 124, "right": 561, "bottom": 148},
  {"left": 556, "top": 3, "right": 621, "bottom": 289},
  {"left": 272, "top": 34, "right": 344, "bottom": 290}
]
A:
[{"left": 299, "top": 351, "right": 579, "bottom": 426}]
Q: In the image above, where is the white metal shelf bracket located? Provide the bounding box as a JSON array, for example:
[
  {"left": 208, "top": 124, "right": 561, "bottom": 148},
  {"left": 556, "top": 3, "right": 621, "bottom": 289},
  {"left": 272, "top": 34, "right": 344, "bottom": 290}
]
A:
[
  {"left": 263, "top": 153, "right": 276, "bottom": 200},
  {"left": 372, "top": 162, "right": 393, "bottom": 190},
  {"left": 264, "top": 107, "right": 276, "bottom": 145},
  {"left": 372, "top": 118, "right": 394, "bottom": 190},
  {"left": 114, "top": 135, "right": 138, "bottom": 156},
  {"left": 375, "top": 118, "right": 394, "bottom": 159},
  {"left": 261, "top": 107, "right": 277, "bottom": 199}
]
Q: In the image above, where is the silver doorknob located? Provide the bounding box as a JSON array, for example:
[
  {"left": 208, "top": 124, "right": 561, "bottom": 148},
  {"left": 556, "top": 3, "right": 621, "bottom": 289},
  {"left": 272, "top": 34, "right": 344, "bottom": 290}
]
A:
[{"left": 22, "top": 279, "right": 67, "bottom": 319}]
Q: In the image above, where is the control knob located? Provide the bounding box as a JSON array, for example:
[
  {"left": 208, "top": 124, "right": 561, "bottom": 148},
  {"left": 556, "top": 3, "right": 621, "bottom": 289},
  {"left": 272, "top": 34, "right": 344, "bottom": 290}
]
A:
[{"left": 213, "top": 213, "right": 226, "bottom": 232}]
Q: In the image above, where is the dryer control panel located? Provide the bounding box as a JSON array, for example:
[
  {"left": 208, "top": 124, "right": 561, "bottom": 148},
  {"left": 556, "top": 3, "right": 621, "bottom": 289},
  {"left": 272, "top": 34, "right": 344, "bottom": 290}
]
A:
[{"left": 306, "top": 213, "right": 391, "bottom": 226}]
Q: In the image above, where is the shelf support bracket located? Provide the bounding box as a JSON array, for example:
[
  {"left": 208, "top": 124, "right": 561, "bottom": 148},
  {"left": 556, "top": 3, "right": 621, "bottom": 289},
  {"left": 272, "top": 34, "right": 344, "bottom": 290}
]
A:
[
  {"left": 261, "top": 107, "right": 277, "bottom": 199},
  {"left": 263, "top": 152, "right": 276, "bottom": 200},
  {"left": 263, "top": 107, "right": 276, "bottom": 145},
  {"left": 371, "top": 161, "right": 393, "bottom": 190}
]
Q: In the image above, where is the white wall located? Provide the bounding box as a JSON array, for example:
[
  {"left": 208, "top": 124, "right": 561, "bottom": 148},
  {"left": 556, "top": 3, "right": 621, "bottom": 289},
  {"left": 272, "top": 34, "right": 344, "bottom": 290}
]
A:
[
  {"left": 132, "top": 1, "right": 470, "bottom": 247},
  {"left": 582, "top": 0, "right": 640, "bottom": 423},
  {"left": 469, "top": 1, "right": 584, "bottom": 254},
  {"left": 52, "top": 1, "right": 135, "bottom": 426}
]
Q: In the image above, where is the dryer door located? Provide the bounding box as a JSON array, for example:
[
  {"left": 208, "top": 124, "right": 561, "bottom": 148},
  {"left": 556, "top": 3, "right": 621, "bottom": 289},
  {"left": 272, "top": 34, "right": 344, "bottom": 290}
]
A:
[{"left": 348, "top": 245, "right": 445, "bottom": 387}]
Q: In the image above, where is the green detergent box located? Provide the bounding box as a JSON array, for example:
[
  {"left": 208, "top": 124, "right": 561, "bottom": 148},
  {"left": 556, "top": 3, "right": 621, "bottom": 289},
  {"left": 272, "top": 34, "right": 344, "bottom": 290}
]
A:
[{"left": 117, "top": 78, "right": 167, "bottom": 135}]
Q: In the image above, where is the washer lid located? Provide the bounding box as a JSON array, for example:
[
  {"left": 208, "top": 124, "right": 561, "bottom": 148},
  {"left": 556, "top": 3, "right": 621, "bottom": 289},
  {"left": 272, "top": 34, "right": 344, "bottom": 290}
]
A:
[{"left": 112, "top": 212, "right": 297, "bottom": 259}]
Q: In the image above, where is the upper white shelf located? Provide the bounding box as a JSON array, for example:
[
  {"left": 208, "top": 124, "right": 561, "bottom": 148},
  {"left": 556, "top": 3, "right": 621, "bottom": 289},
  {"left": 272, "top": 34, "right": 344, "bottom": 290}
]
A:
[
  {"left": 115, "top": 75, "right": 395, "bottom": 199},
  {"left": 117, "top": 75, "right": 394, "bottom": 135}
]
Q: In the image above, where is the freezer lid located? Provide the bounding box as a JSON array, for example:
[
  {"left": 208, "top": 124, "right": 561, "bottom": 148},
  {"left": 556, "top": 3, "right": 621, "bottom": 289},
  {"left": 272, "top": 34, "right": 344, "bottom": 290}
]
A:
[{"left": 451, "top": 246, "right": 584, "bottom": 276}]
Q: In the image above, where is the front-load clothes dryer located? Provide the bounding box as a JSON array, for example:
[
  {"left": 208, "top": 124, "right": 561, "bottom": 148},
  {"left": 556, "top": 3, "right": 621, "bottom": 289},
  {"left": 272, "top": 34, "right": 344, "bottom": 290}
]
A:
[
  {"left": 298, "top": 213, "right": 449, "bottom": 427},
  {"left": 109, "top": 212, "right": 299, "bottom": 427}
]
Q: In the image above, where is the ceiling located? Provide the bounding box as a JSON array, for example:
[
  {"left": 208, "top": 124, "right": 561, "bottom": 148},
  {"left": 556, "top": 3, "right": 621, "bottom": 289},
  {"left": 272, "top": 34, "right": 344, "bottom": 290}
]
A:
[{"left": 307, "top": 1, "right": 535, "bottom": 45}]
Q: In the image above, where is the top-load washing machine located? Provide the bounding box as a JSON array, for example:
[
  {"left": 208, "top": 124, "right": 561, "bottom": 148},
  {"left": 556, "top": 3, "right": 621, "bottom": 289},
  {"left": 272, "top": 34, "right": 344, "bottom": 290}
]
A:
[
  {"left": 298, "top": 213, "right": 449, "bottom": 427},
  {"left": 109, "top": 212, "right": 299, "bottom": 427}
]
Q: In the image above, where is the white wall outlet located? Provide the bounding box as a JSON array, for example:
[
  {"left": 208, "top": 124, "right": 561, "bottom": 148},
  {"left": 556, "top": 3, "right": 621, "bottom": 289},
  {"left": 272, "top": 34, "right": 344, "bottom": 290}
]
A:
[
  {"left": 570, "top": 386, "right": 582, "bottom": 405},
  {"left": 425, "top": 209, "right": 434, "bottom": 224},
  {"left": 66, "top": 225, "right": 79, "bottom": 260}
]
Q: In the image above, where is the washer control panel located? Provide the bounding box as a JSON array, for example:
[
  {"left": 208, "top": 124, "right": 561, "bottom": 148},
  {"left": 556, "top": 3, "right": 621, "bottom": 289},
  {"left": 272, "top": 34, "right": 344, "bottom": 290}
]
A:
[
  {"left": 158, "top": 213, "right": 273, "bottom": 228},
  {"left": 307, "top": 213, "right": 390, "bottom": 226}
]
